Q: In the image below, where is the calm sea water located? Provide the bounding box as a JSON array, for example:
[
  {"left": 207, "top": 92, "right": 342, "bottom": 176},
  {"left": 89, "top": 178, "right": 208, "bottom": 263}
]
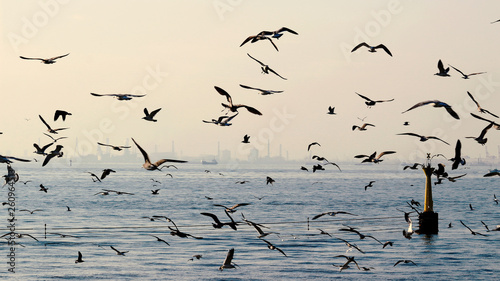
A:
[{"left": 1, "top": 160, "right": 499, "bottom": 280}]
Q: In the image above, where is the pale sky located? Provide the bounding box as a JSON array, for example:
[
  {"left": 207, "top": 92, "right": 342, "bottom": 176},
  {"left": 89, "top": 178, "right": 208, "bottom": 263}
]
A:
[{"left": 1, "top": 1, "right": 500, "bottom": 164}]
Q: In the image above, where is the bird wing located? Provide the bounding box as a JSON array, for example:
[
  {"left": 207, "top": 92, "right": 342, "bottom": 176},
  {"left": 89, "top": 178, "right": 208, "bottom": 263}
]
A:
[
  {"left": 153, "top": 158, "right": 187, "bottom": 167},
  {"left": 312, "top": 213, "right": 327, "bottom": 220},
  {"left": 482, "top": 109, "right": 499, "bottom": 118},
  {"left": 308, "top": 142, "right": 320, "bottom": 151},
  {"left": 239, "top": 84, "right": 260, "bottom": 91},
  {"left": 223, "top": 248, "right": 234, "bottom": 266},
  {"left": 401, "top": 100, "right": 437, "bottom": 113},
  {"left": 478, "top": 122, "right": 493, "bottom": 139},
  {"left": 214, "top": 86, "right": 232, "bottom": 105},
  {"left": 20, "top": 56, "right": 44, "bottom": 61},
  {"left": 201, "top": 212, "right": 222, "bottom": 224},
  {"left": 267, "top": 67, "right": 287, "bottom": 80},
  {"left": 41, "top": 142, "right": 54, "bottom": 151},
  {"left": 483, "top": 172, "right": 500, "bottom": 177},
  {"left": 230, "top": 203, "right": 251, "bottom": 210},
  {"left": 264, "top": 37, "right": 279, "bottom": 51},
  {"left": 437, "top": 60, "right": 446, "bottom": 72},
  {"left": 97, "top": 142, "right": 112, "bottom": 148},
  {"left": 149, "top": 108, "right": 162, "bottom": 118},
  {"left": 247, "top": 53, "right": 265, "bottom": 66},
  {"left": 354, "top": 154, "right": 370, "bottom": 158},
  {"left": 444, "top": 106, "right": 460, "bottom": 120},
  {"left": 90, "top": 92, "right": 107, "bottom": 97},
  {"left": 466, "top": 72, "right": 486, "bottom": 76},
  {"left": 452, "top": 140, "right": 462, "bottom": 170},
  {"left": 127, "top": 94, "right": 147, "bottom": 97},
  {"left": 234, "top": 105, "right": 263, "bottom": 115},
  {"left": 277, "top": 27, "right": 298, "bottom": 34},
  {"left": 427, "top": 136, "right": 450, "bottom": 145},
  {"left": 375, "top": 44, "right": 392, "bottom": 56},
  {"left": 467, "top": 91, "right": 481, "bottom": 108},
  {"left": 448, "top": 64, "right": 466, "bottom": 77},
  {"left": 397, "top": 132, "right": 421, "bottom": 138},
  {"left": 355, "top": 92, "right": 373, "bottom": 102},
  {"left": 39, "top": 115, "right": 52, "bottom": 130},
  {"left": 50, "top": 53, "right": 70, "bottom": 60},
  {"left": 351, "top": 42, "right": 369, "bottom": 52},
  {"left": 143, "top": 108, "right": 150, "bottom": 116},
  {"left": 377, "top": 151, "right": 396, "bottom": 159},
  {"left": 240, "top": 35, "right": 256, "bottom": 47},
  {"left": 374, "top": 98, "right": 394, "bottom": 103},
  {"left": 131, "top": 138, "right": 151, "bottom": 166},
  {"left": 42, "top": 154, "right": 57, "bottom": 166}
]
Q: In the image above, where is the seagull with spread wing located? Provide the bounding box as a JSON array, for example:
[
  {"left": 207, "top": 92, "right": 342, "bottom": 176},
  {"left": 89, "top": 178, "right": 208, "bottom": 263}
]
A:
[
  {"left": 39, "top": 115, "right": 68, "bottom": 134},
  {"left": 131, "top": 138, "right": 187, "bottom": 171},
  {"left": 356, "top": 92, "right": 394, "bottom": 108},
  {"left": 247, "top": 53, "right": 287, "bottom": 80},
  {"left": 215, "top": 86, "right": 262, "bottom": 115},
  {"left": 239, "top": 84, "right": 283, "bottom": 95},
  {"left": 467, "top": 92, "right": 498, "bottom": 118},
  {"left": 449, "top": 65, "right": 486, "bottom": 79},
  {"left": 397, "top": 132, "right": 450, "bottom": 145},
  {"left": 20, "top": 53, "right": 69, "bottom": 64},
  {"left": 402, "top": 100, "right": 460, "bottom": 120},
  {"left": 351, "top": 42, "right": 392, "bottom": 56},
  {"left": 90, "top": 93, "right": 146, "bottom": 101}
]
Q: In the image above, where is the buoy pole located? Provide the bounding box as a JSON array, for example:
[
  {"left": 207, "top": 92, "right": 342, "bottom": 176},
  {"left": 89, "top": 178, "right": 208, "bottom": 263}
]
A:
[{"left": 419, "top": 154, "right": 439, "bottom": 234}]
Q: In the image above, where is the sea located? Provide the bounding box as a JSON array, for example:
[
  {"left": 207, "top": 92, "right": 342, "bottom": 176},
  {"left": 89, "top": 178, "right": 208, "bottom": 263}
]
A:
[{"left": 1, "top": 160, "right": 499, "bottom": 280}]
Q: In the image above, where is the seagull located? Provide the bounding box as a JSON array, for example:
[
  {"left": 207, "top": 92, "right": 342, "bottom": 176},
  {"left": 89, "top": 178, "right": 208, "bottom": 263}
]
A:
[
  {"left": 242, "top": 134, "right": 250, "bottom": 143},
  {"left": 75, "top": 251, "right": 84, "bottom": 263},
  {"left": 42, "top": 145, "right": 63, "bottom": 166},
  {"left": 467, "top": 92, "right": 498, "bottom": 118},
  {"left": 241, "top": 214, "right": 277, "bottom": 238},
  {"left": 39, "top": 115, "right": 68, "bottom": 134},
  {"left": 33, "top": 142, "right": 54, "bottom": 156},
  {"left": 188, "top": 255, "right": 203, "bottom": 261},
  {"left": 382, "top": 241, "right": 394, "bottom": 248},
  {"left": 20, "top": 209, "right": 43, "bottom": 214},
  {"left": 396, "top": 133, "right": 450, "bottom": 145},
  {"left": 307, "top": 142, "right": 320, "bottom": 151},
  {"left": 460, "top": 220, "right": 487, "bottom": 236},
  {"left": 44, "top": 133, "right": 67, "bottom": 142},
  {"left": 149, "top": 235, "right": 170, "bottom": 246},
  {"left": 102, "top": 189, "right": 134, "bottom": 195},
  {"left": 334, "top": 255, "right": 361, "bottom": 270},
  {"left": 402, "top": 100, "right": 459, "bottom": 120},
  {"left": 466, "top": 122, "right": 492, "bottom": 145},
  {"left": 215, "top": 86, "right": 262, "bottom": 115},
  {"left": 335, "top": 237, "right": 365, "bottom": 254},
  {"left": 327, "top": 106, "right": 336, "bottom": 115},
  {"left": 142, "top": 108, "right": 161, "bottom": 122},
  {"left": 110, "top": 246, "right": 129, "bottom": 255},
  {"left": 394, "top": 260, "right": 417, "bottom": 266},
  {"left": 312, "top": 164, "right": 325, "bottom": 173},
  {"left": 449, "top": 65, "right": 486, "bottom": 79},
  {"left": 364, "top": 181, "right": 375, "bottom": 190},
  {"left": 260, "top": 239, "right": 287, "bottom": 257},
  {"left": 312, "top": 211, "right": 357, "bottom": 220},
  {"left": 213, "top": 203, "right": 251, "bottom": 213},
  {"left": 151, "top": 189, "right": 160, "bottom": 195},
  {"left": 354, "top": 151, "right": 396, "bottom": 163},
  {"left": 202, "top": 113, "right": 239, "bottom": 126},
  {"left": 247, "top": 53, "right": 287, "bottom": 80},
  {"left": 90, "top": 93, "right": 146, "bottom": 101},
  {"left": 132, "top": 138, "right": 187, "bottom": 171},
  {"left": 352, "top": 123, "right": 375, "bottom": 131},
  {"left": 202, "top": 210, "right": 238, "bottom": 230},
  {"left": 219, "top": 248, "right": 237, "bottom": 271},
  {"left": 54, "top": 110, "right": 72, "bottom": 121},
  {"left": 494, "top": 194, "right": 499, "bottom": 204},
  {"left": 470, "top": 113, "right": 500, "bottom": 129},
  {"left": 39, "top": 184, "right": 48, "bottom": 193},
  {"left": 403, "top": 163, "right": 423, "bottom": 170},
  {"left": 239, "top": 84, "right": 283, "bottom": 95},
  {"left": 240, "top": 33, "right": 279, "bottom": 51},
  {"left": 435, "top": 59, "right": 450, "bottom": 77},
  {"left": 266, "top": 176, "right": 275, "bottom": 185},
  {"left": 66, "top": 206, "right": 71, "bottom": 211},
  {"left": 450, "top": 139, "right": 466, "bottom": 170},
  {"left": 356, "top": 92, "right": 394, "bottom": 107},
  {"left": 100, "top": 169, "right": 116, "bottom": 180},
  {"left": 351, "top": 42, "right": 392, "bottom": 56},
  {"left": 339, "top": 225, "right": 383, "bottom": 244},
  {"left": 97, "top": 142, "right": 131, "bottom": 151},
  {"left": 20, "top": 53, "right": 69, "bottom": 64}
]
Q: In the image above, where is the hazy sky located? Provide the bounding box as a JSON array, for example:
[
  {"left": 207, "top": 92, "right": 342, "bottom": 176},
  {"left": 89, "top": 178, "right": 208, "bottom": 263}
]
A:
[{"left": 2, "top": 1, "right": 500, "bottom": 164}]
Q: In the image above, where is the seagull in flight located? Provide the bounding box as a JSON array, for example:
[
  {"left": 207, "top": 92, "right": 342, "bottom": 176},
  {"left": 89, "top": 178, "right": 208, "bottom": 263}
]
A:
[
  {"left": 327, "top": 106, "right": 336, "bottom": 115},
  {"left": 466, "top": 122, "right": 493, "bottom": 145},
  {"left": 435, "top": 59, "right": 450, "bottom": 77},
  {"left": 219, "top": 248, "right": 238, "bottom": 270},
  {"left": 131, "top": 138, "right": 187, "bottom": 171},
  {"left": 260, "top": 239, "right": 287, "bottom": 257},
  {"left": 33, "top": 142, "right": 54, "bottom": 156},
  {"left": 355, "top": 151, "right": 396, "bottom": 163},
  {"left": 39, "top": 115, "right": 68, "bottom": 134},
  {"left": 312, "top": 211, "right": 357, "bottom": 220},
  {"left": 142, "top": 108, "right": 161, "bottom": 122},
  {"left": 356, "top": 92, "right": 394, "bottom": 107},
  {"left": 307, "top": 142, "right": 320, "bottom": 151},
  {"left": 0, "top": 155, "right": 31, "bottom": 164},
  {"left": 394, "top": 260, "right": 417, "bottom": 266},
  {"left": 352, "top": 123, "right": 375, "bottom": 131},
  {"left": 467, "top": 92, "right": 498, "bottom": 118},
  {"left": 402, "top": 100, "right": 459, "bottom": 120},
  {"left": 240, "top": 33, "right": 279, "bottom": 51},
  {"left": 239, "top": 84, "right": 283, "bottom": 95},
  {"left": 97, "top": 142, "right": 131, "bottom": 151},
  {"left": 54, "top": 110, "right": 72, "bottom": 121},
  {"left": 203, "top": 113, "right": 239, "bottom": 126},
  {"left": 262, "top": 26, "right": 298, "bottom": 39},
  {"left": 110, "top": 246, "right": 129, "bottom": 255},
  {"left": 20, "top": 53, "right": 69, "bottom": 64},
  {"left": 247, "top": 53, "right": 287, "bottom": 80},
  {"left": 44, "top": 133, "right": 67, "bottom": 142},
  {"left": 351, "top": 42, "right": 392, "bottom": 56},
  {"left": 242, "top": 134, "right": 250, "bottom": 143},
  {"left": 42, "top": 145, "right": 63, "bottom": 166},
  {"left": 449, "top": 65, "right": 486, "bottom": 79},
  {"left": 215, "top": 86, "right": 262, "bottom": 115},
  {"left": 213, "top": 203, "right": 251, "bottom": 213},
  {"left": 460, "top": 220, "right": 488, "bottom": 236},
  {"left": 90, "top": 93, "right": 146, "bottom": 101},
  {"left": 396, "top": 132, "right": 450, "bottom": 145},
  {"left": 75, "top": 251, "right": 84, "bottom": 263}
]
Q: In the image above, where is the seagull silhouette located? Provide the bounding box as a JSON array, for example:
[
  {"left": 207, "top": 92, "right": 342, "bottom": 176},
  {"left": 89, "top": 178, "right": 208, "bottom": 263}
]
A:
[
  {"left": 467, "top": 92, "right": 498, "bottom": 118},
  {"left": 327, "top": 106, "right": 336, "bottom": 115},
  {"left": 307, "top": 142, "right": 320, "bottom": 151},
  {"left": 356, "top": 92, "right": 394, "bottom": 107},
  {"left": 90, "top": 93, "right": 146, "bottom": 100},
  {"left": 110, "top": 246, "right": 129, "bottom": 255},
  {"left": 247, "top": 53, "right": 287, "bottom": 80},
  {"left": 260, "top": 239, "right": 287, "bottom": 257},
  {"left": 42, "top": 145, "right": 63, "bottom": 166},
  {"left": 435, "top": 59, "right": 450, "bottom": 77},
  {"left": 242, "top": 134, "right": 250, "bottom": 143},
  {"left": 97, "top": 142, "right": 131, "bottom": 151},
  {"left": 215, "top": 86, "right": 262, "bottom": 115},
  {"left": 20, "top": 53, "right": 69, "bottom": 64},
  {"left": 131, "top": 138, "right": 187, "bottom": 171},
  {"left": 54, "top": 110, "right": 72, "bottom": 121},
  {"left": 396, "top": 132, "right": 450, "bottom": 145},
  {"left": 39, "top": 115, "right": 68, "bottom": 134},
  {"left": 219, "top": 248, "right": 237, "bottom": 270},
  {"left": 75, "top": 251, "right": 84, "bottom": 263},
  {"left": 355, "top": 151, "right": 396, "bottom": 163},
  {"left": 402, "top": 100, "right": 459, "bottom": 120},
  {"left": 449, "top": 65, "right": 486, "bottom": 79},
  {"left": 351, "top": 42, "right": 392, "bottom": 56},
  {"left": 33, "top": 142, "right": 54, "bottom": 156},
  {"left": 203, "top": 113, "right": 239, "bottom": 126},
  {"left": 142, "top": 108, "right": 161, "bottom": 122},
  {"left": 239, "top": 84, "right": 283, "bottom": 95},
  {"left": 352, "top": 123, "right": 375, "bottom": 131},
  {"left": 240, "top": 33, "right": 279, "bottom": 51},
  {"left": 260, "top": 26, "right": 298, "bottom": 39}
]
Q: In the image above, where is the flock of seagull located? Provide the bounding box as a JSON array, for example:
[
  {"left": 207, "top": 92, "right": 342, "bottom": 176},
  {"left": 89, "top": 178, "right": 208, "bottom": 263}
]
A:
[{"left": 2, "top": 19, "right": 500, "bottom": 276}]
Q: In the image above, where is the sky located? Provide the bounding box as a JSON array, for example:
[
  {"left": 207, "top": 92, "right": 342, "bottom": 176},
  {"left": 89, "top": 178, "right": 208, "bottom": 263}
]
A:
[{"left": 1, "top": 0, "right": 500, "bottom": 165}]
